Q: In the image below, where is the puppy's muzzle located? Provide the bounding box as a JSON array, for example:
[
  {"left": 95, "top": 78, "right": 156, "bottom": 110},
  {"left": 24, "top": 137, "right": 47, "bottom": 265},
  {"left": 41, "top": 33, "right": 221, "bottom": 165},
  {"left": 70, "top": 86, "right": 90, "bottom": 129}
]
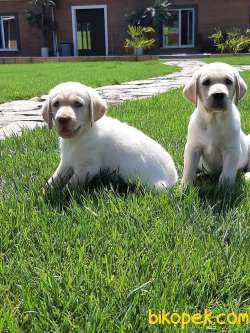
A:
[
  {"left": 57, "top": 116, "right": 71, "bottom": 127},
  {"left": 211, "top": 92, "right": 227, "bottom": 109}
]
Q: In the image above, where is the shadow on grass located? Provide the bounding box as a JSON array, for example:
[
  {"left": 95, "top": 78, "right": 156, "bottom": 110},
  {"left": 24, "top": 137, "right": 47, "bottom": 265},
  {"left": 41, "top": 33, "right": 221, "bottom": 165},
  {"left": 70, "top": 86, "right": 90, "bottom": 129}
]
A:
[
  {"left": 43, "top": 170, "right": 145, "bottom": 211},
  {"left": 195, "top": 172, "right": 245, "bottom": 216},
  {"left": 42, "top": 169, "right": 246, "bottom": 216}
]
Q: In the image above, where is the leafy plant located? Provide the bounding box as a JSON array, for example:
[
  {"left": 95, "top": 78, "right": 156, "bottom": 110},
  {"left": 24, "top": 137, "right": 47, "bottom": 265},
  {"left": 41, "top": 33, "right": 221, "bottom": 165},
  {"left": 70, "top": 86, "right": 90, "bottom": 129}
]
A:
[
  {"left": 236, "top": 35, "right": 250, "bottom": 53},
  {"left": 26, "top": 0, "right": 57, "bottom": 47},
  {"left": 151, "top": 0, "right": 172, "bottom": 30},
  {"left": 209, "top": 28, "right": 250, "bottom": 55},
  {"left": 126, "top": 0, "right": 172, "bottom": 30},
  {"left": 209, "top": 29, "right": 225, "bottom": 53},
  {"left": 124, "top": 25, "right": 155, "bottom": 57}
]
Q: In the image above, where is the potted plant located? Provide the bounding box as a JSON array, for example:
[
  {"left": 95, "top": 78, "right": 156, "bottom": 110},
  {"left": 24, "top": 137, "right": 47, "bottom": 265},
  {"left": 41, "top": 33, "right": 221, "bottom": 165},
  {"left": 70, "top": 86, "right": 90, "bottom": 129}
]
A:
[
  {"left": 124, "top": 25, "right": 155, "bottom": 58},
  {"left": 26, "top": 0, "right": 57, "bottom": 57}
]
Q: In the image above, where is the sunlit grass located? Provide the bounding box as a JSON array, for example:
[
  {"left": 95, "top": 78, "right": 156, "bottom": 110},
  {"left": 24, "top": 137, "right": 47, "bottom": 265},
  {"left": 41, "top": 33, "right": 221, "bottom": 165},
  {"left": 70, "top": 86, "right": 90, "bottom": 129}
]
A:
[
  {"left": 0, "top": 60, "right": 178, "bottom": 103},
  {"left": 203, "top": 55, "right": 250, "bottom": 65}
]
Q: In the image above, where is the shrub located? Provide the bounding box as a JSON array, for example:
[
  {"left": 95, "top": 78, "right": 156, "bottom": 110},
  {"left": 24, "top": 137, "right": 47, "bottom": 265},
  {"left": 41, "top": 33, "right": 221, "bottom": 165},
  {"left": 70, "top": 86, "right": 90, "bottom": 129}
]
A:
[
  {"left": 209, "top": 28, "right": 250, "bottom": 55},
  {"left": 126, "top": 0, "right": 171, "bottom": 28}
]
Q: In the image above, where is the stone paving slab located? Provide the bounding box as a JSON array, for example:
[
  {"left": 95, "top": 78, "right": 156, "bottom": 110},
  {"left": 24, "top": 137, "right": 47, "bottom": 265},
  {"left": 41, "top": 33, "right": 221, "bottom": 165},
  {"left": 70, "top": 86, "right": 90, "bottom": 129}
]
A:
[
  {"left": 0, "top": 100, "right": 45, "bottom": 139},
  {"left": 0, "top": 60, "right": 249, "bottom": 140},
  {"left": 0, "top": 121, "right": 44, "bottom": 140}
]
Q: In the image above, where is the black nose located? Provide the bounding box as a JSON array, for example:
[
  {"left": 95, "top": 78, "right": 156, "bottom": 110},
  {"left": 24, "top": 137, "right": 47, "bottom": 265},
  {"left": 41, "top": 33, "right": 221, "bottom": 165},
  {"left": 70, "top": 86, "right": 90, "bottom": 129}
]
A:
[
  {"left": 57, "top": 117, "right": 71, "bottom": 125},
  {"left": 212, "top": 93, "right": 225, "bottom": 101}
]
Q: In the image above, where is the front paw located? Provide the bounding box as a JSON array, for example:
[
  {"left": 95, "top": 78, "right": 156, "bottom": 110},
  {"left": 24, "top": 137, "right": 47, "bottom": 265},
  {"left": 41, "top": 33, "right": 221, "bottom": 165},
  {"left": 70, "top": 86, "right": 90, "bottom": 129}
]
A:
[
  {"left": 181, "top": 176, "right": 194, "bottom": 187},
  {"left": 218, "top": 173, "right": 235, "bottom": 187},
  {"left": 43, "top": 177, "right": 63, "bottom": 194},
  {"left": 244, "top": 172, "right": 250, "bottom": 182},
  {"left": 43, "top": 179, "right": 54, "bottom": 196}
]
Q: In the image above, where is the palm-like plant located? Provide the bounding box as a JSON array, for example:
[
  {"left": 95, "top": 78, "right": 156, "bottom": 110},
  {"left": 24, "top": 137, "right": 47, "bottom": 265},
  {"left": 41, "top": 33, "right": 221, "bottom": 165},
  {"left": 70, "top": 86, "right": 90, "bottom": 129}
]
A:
[
  {"left": 26, "top": 0, "right": 57, "bottom": 47},
  {"left": 209, "top": 29, "right": 225, "bottom": 53},
  {"left": 124, "top": 25, "right": 155, "bottom": 58},
  {"left": 126, "top": 0, "right": 172, "bottom": 30},
  {"left": 209, "top": 28, "right": 250, "bottom": 55}
]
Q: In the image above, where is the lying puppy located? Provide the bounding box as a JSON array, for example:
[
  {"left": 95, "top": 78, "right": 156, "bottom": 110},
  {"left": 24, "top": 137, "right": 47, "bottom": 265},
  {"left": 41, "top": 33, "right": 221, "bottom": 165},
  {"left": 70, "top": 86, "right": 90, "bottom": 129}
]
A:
[
  {"left": 42, "top": 82, "right": 178, "bottom": 191},
  {"left": 182, "top": 62, "right": 250, "bottom": 187}
]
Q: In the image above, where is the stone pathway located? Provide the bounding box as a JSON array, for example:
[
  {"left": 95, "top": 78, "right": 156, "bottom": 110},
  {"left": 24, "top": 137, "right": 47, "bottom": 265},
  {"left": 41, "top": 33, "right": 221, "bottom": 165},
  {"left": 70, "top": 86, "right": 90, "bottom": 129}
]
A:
[
  {"left": 96, "top": 60, "right": 204, "bottom": 104},
  {"left": 0, "top": 60, "right": 249, "bottom": 139}
]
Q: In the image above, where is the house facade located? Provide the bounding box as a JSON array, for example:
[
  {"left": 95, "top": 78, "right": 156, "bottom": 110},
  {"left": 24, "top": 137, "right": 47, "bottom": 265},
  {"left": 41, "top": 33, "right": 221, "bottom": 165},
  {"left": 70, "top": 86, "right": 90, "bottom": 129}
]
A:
[{"left": 0, "top": 0, "right": 250, "bottom": 57}]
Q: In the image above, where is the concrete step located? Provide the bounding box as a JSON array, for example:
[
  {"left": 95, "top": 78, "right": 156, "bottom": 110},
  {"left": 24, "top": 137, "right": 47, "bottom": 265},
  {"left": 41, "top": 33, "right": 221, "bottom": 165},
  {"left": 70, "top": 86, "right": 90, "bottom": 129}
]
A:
[
  {"left": 159, "top": 52, "right": 250, "bottom": 60},
  {"left": 159, "top": 53, "right": 211, "bottom": 60}
]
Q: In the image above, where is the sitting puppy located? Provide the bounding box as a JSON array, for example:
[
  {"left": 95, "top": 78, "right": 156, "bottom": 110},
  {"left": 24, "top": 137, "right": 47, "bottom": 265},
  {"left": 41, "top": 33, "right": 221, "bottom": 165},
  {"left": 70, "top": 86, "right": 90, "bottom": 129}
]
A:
[
  {"left": 42, "top": 82, "right": 178, "bottom": 191},
  {"left": 182, "top": 62, "right": 250, "bottom": 187}
]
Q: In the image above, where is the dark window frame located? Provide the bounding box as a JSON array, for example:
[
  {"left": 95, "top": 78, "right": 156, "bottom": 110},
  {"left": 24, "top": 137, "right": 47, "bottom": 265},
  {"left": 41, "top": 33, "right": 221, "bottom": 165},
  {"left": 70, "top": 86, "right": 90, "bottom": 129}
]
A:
[{"left": 0, "top": 12, "right": 20, "bottom": 51}]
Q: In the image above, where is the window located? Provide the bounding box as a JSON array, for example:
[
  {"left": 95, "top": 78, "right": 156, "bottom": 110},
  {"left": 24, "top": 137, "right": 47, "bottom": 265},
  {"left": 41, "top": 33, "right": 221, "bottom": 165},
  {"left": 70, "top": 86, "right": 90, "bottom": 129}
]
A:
[
  {"left": 0, "top": 14, "right": 18, "bottom": 50},
  {"left": 163, "top": 8, "right": 195, "bottom": 48}
]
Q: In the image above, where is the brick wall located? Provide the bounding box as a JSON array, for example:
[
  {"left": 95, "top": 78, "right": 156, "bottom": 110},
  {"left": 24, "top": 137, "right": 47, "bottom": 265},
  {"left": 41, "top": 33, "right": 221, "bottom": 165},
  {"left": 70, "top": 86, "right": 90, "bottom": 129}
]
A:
[
  {"left": 56, "top": 0, "right": 153, "bottom": 55},
  {"left": 0, "top": 0, "right": 43, "bottom": 56},
  {"left": 0, "top": 0, "right": 250, "bottom": 56},
  {"left": 172, "top": 0, "right": 250, "bottom": 51}
]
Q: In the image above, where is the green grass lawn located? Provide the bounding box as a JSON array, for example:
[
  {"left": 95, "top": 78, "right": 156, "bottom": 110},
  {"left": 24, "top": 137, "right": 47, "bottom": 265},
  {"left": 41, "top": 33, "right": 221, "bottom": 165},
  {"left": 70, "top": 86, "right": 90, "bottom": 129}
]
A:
[
  {"left": 203, "top": 55, "right": 250, "bottom": 65},
  {"left": 0, "top": 60, "right": 177, "bottom": 104},
  {"left": 1, "top": 71, "right": 250, "bottom": 332}
]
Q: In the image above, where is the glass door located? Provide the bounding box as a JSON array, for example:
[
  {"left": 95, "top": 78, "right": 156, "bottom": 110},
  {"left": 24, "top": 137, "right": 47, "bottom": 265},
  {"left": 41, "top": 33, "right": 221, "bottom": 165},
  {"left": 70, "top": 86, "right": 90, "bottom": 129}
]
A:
[{"left": 163, "top": 8, "right": 195, "bottom": 48}]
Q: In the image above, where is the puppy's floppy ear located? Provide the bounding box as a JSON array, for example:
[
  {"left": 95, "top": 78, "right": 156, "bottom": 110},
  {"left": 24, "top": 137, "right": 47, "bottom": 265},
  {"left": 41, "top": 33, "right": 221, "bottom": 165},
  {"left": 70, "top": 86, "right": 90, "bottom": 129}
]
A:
[
  {"left": 183, "top": 71, "right": 201, "bottom": 106},
  {"left": 88, "top": 88, "right": 107, "bottom": 127},
  {"left": 234, "top": 71, "right": 247, "bottom": 105},
  {"left": 41, "top": 98, "right": 53, "bottom": 129}
]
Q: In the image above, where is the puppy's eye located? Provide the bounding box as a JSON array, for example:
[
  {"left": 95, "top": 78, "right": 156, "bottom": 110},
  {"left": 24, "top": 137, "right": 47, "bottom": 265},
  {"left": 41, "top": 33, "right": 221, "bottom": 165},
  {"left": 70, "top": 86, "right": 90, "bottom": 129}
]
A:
[
  {"left": 225, "top": 78, "right": 233, "bottom": 85},
  {"left": 202, "top": 79, "right": 211, "bottom": 86},
  {"left": 53, "top": 101, "right": 60, "bottom": 108},
  {"left": 74, "top": 101, "right": 83, "bottom": 108}
]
